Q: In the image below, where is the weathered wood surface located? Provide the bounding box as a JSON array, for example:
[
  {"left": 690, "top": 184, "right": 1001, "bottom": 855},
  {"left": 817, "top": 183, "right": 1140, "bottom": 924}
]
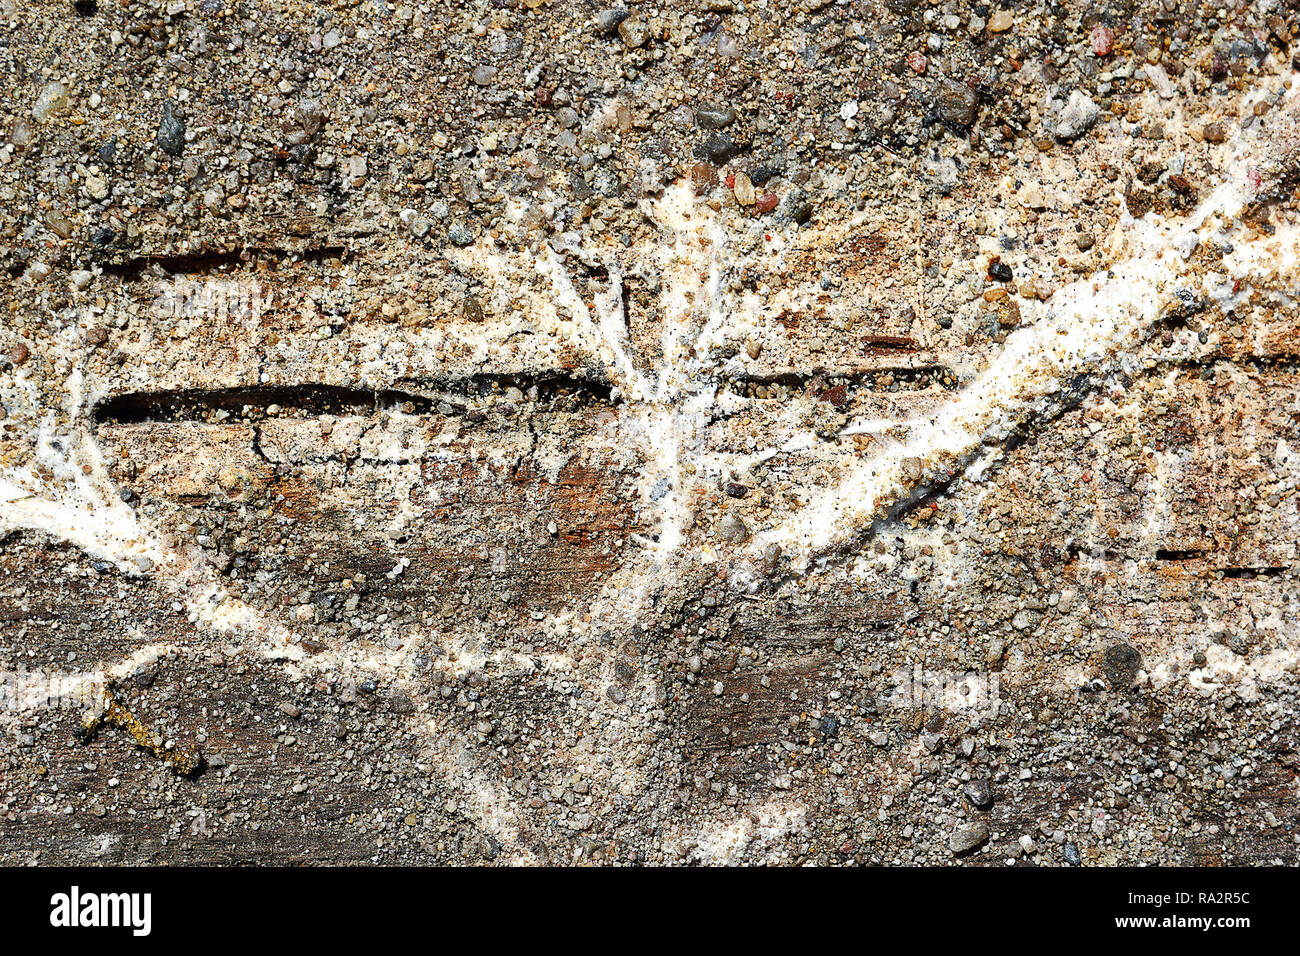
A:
[{"left": 1, "top": 0, "right": 1298, "bottom": 865}]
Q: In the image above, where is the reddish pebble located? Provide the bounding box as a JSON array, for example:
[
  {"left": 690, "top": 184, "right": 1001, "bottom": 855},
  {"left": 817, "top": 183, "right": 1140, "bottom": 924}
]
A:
[
  {"left": 906, "top": 51, "right": 927, "bottom": 75},
  {"left": 1091, "top": 25, "right": 1114, "bottom": 56},
  {"left": 754, "top": 193, "right": 779, "bottom": 214}
]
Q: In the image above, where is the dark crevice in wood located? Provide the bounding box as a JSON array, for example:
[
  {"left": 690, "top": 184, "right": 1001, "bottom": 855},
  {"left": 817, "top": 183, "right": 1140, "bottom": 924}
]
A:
[
  {"left": 94, "top": 385, "right": 438, "bottom": 424},
  {"left": 94, "top": 374, "right": 614, "bottom": 425},
  {"left": 1155, "top": 548, "right": 1208, "bottom": 561},
  {"left": 1221, "top": 566, "right": 1288, "bottom": 579},
  {"left": 855, "top": 335, "right": 922, "bottom": 351},
  {"left": 99, "top": 245, "right": 349, "bottom": 279}
]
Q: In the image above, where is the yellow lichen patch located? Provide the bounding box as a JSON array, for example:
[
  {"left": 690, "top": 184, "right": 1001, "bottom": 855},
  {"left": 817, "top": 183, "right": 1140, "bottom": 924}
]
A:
[{"left": 79, "top": 691, "right": 204, "bottom": 777}]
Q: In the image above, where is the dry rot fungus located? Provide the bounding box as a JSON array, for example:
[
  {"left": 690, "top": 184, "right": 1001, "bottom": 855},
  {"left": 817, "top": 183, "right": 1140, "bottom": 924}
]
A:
[{"left": 0, "top": 0, "right": 1298, "bottom": 866}]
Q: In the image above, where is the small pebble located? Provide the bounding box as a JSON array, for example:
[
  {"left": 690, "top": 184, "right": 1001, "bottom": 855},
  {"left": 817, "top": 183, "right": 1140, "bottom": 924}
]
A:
[{"left": 157, "top": 100, "right": 186, "bottom": 156}]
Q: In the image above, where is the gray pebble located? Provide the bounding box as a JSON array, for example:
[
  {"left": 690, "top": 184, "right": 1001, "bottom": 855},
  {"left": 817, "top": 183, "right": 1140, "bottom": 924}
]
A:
[
  {"left": 963, "top": 779, "right": 994, "bottom": 808},
  {"left": 717, "top": 514, "right": 749, "bottom": 544},
  {"left": 1055, "top": 90, "right": 1100, "bottom": 141},
  {"left": 696, "top": 105, "right": 737, "bottom": 130},
  {"left": 157, "top": 100, "right": 186, "bottom": 156},
  {"left": 595, "top": 7, "right": 628, "bottom": 34},
  {"left": 949, "top": 821, "right": 990, "bottom": 855}
]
